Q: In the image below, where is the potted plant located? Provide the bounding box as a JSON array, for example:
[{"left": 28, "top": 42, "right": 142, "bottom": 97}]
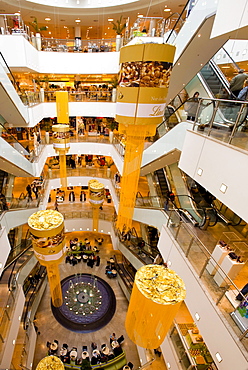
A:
[
  {"left": 80, "top": 359, "right": 92, "bottom": 370},
  {"left": 29, "top": 18, "right": 47, "bottom": 51},
  {"left": 105, "top": 159, "right": 114, "bottom": 177},
  {"left": 112, "top": 16, "right": 126, "bottom": 51},
  {"left": 106, "top": 118, "right": 118, "bottom": 143},
  {"left": 111, "top": 76, "right": 118, "bottom": 102}
]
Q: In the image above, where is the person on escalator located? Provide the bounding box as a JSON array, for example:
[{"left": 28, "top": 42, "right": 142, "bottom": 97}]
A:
[
  {"left": 168, "top": 191, "right": 175, "bottom": 202},
  {"left": 229, "top": 69, "right": 248, "bottom": 98},
  {"left": 186, "top": 92, "right": 200, "bottom": 121},
  {"left": 237, "top": 80, "right": 248, "bottom": 101}
]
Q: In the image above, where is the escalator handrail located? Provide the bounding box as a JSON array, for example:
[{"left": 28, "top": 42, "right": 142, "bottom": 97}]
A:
[
  {"left": 23, "top": 269, "right": 47, "bottom": 329},
  {"left": 208, "top": 59, "right": 232, "bottom": 94},
  {"left": 165, "top": 0, "right": 191, "bottom": 43},
  {"left": 221, "top": 47, "right": 240, "bottom": 73},
  {"left": 0, "top": 51, "right": 23, "bottom": 95},
  {"left": 211, "top": 201, "right": 243, "bottom": 226},
  {"left": 0, "top": 122, "right": 31, "bottom": 158},
  {"left": 156, "top": 96, "right": 192, "bottom": 133},
  {"left": 3, "top": 240, "right": 32, "bottom": 275}
]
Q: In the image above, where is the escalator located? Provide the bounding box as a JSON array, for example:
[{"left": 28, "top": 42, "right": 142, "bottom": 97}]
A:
[
  {"left": 153, "top": 163, "right": 218, "bottom": 227},
  {"left": 154, "top": 168, "right": 169, "bottom": 197},
  {"left": 212, "top": 199, "right": 245, "bottom": 226},
  {"left": 199, "top": 60, "right": 231, "bottom": 98}
]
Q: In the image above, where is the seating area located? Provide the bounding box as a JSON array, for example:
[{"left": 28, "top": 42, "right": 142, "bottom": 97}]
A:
[
  {"left": 65, "top": 237, "right": 101, "bottom": 266},
  {"left": 46, "top": 337, "right": 127, "bottom": 369},
  {"left": 105, "top": 258, "right": 117, "bottom": 279}
]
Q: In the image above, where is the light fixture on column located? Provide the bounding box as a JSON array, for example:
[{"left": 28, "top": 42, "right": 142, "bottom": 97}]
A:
[
  {"left": 88, "top": 179, "right": 105, "bottom": 232},
  {"left": 115, "top": 43, "right": 175, "bottom": 231},
  {"left": 28, "top": 210, "right": 66, "bottom": 307},
  {"left": 125, "top": 264, "right": 186, "bottom": 349},
  {"left": 53, "top": 91, "right": 70, "bottom": 189}
]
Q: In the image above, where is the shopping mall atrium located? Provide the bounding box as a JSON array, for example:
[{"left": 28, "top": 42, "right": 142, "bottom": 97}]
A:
[{"left": 0, "top": 0, "right": 248, "bottom": 369}]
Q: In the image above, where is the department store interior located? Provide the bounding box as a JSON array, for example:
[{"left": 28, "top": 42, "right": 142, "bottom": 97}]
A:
[{"left": 0, "top": 0, "right": 248, "bottom": 370}]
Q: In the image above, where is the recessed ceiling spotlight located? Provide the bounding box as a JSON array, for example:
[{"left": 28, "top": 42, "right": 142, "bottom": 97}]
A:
[
  {"left": 108, "top": 18, "right": 113, "bottom": 21},
  {"left": 164, "top": 8, "right": 171, "bottom": 11},
  {"left": 45, "top": 17, "right": 51, "bottom": 21},
  {"left": 75, "top": 19, "right": 81, "bottom": 23},
  {"left": 138, "top": 14, "right": 143, "bottom": 18}
]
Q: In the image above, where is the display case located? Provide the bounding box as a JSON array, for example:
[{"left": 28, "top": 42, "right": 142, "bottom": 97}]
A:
[
  {"left": 170, "top": 323, "right": 215, "bottom": 370},
  {"left": 214, "top": 254, "right": 245, "bottom": 287},
  {"left": 206, "top": 242, "right": 230, "bottom": 275}
]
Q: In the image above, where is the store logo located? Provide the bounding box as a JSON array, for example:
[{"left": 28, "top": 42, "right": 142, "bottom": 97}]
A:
[{"left": 149, "top": 105, "right": 164, "bottom": 116}]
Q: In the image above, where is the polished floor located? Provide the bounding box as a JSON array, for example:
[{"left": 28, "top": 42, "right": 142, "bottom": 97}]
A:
[{"left": 32, "top": 232, "right": 140, "bottom": 369}]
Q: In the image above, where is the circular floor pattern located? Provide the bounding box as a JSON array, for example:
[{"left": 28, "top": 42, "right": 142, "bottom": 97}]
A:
[{"left": 51, "top": 274, "right": 116, "bottom": 333}]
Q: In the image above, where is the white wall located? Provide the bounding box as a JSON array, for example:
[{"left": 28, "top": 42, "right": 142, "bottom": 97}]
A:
[
  {"left": 0, "top": 226, "right": 11, "bottom": 277},
  {"left": 179, "top": 130, "right": 248, "bottom": 223},
  {"left": 0, "top": 285, "right": 25, "bottom": 369},
  {"left": 211, "top": 0, "right": 248, "bottom": 39},
  {"left": 141, "top": 122, "right": 192, "bottom": 168},
  {"left": 158, "top": 225, "right": 248, "bottom": 370}
]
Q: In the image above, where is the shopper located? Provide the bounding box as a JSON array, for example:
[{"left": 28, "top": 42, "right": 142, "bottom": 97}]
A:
[
  {"left": 26, "top": 184, "right": 33, "bottom": 201},
  {"left": 237, "top": 80, "right": 248, "bottom": 101},
  {"left": 230, "top": 69, "right": 248, "bottom": 98},
  {"left": 185, "top": 92, "right": 200, "bottom": 121}
]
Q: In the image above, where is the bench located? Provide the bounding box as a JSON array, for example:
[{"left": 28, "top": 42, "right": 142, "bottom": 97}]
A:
[{"left": 64, "top": 352, "right": 126, "bottom": 370}]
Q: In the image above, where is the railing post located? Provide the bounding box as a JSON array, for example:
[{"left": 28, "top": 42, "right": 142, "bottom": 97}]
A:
[
  {"left": 216, "top": 284, "right": 231, "bottom": 305},
  {"left": 228, "top": 103, "right": 246, "bottom": 144},
  {"left": 185, "top": 237, "right": 194, "bottom": 257},
  {"left": 207, "top": 100, "right": 220, "bottom": 136},
  {"left": 174, "top": 220, "right": 182, "bottom": 240},
  {"left": 199, "top": 257, "right": 210, "bottom": 278}
]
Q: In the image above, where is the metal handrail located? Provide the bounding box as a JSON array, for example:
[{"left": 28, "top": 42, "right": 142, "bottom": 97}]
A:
[{"left": 165, "top": 0, "right": 191, "bottom": 43}]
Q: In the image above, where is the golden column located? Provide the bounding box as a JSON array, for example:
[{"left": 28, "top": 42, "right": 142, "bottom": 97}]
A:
[
  {"left": 36, "top": 355, "right": 64, "bottom": 370},
  {"left": 53, "top": 91, "right": 70, "bottom": 189},
  {"left": 125, "top": 264, "right": 186, "bottom": 349},
  {"left": 88, "top": 179, "right": 105, "bottom": 232},
  {"left": 115, "top": 43, "right": 175, "bottom": 231},
  {"left": 28, "top": 210, "right": 66, "bottom": 307}
]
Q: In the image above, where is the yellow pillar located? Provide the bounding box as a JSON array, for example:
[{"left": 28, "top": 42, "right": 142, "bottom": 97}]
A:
[
  {"left": 54, "top": 91, "right": 70, "bottom": 189},
  {"left": 52, "top": 124, "right": 70, "bottom": 189},
  {"left": 125, "top": 265, "right": 186, "bottom": 349},
  {"left": 115, "top": 43, "right": 175, "bottom": 231},
  {"left": 28, "top": 210, "right": 66, "bottom": 307},
  {"left": 36, "top": 355, "right": 64, "bottom": 370},
  {"left": 88, "top": 179, "right": 105, "bottom": 232}
]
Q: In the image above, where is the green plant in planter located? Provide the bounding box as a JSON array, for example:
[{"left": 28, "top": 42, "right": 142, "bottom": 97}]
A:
[
  {"left": 105, "top": 160, "right": 114, "bottom": 168},
  {"left": 107, "top": 119, "right": 118, "bottom": 132},
  {"left": 112, "top": 16, "right": 127, "bottom": 35},
  {"left": 80, "top": 359, "right": 92, "bottom": 370},
  {"left": 29, "top": 18, "right": 48, "bottom": 33},
  {"left": 111, "top": 76, "right": 118, "bottom": 88}
]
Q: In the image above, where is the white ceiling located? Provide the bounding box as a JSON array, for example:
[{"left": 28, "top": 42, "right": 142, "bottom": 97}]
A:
[{"left": 0, "top": 0, "right": 187, "bottom": 38}]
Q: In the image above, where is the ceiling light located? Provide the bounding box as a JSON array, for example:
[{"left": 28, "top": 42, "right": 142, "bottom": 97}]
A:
[
  {"left": 45, "top": 17, "right": 51, "bottom": 21},
  {"left": 108, "top": 18, "right": 113, "bottom": 22},
  {"left": 195, "top": 312, "right": 200, "bottom": 321},
  {"left": 197, "top": 168, "right": 203, "bottom": 176},
  {"left": 138, "top": 14, "right": 143, "bottom": 18},
  {"left": 75, "top": 19, "right": 81, "bottom": 23},
  {"left": 215, "top": 353, "right": 222, "bottom": 363},
  {"left": 164, "top": 8, "right": 171, "bottom": 11},
  {"left": 220, "top": 183, "right": 227, "bottom": 193}
]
